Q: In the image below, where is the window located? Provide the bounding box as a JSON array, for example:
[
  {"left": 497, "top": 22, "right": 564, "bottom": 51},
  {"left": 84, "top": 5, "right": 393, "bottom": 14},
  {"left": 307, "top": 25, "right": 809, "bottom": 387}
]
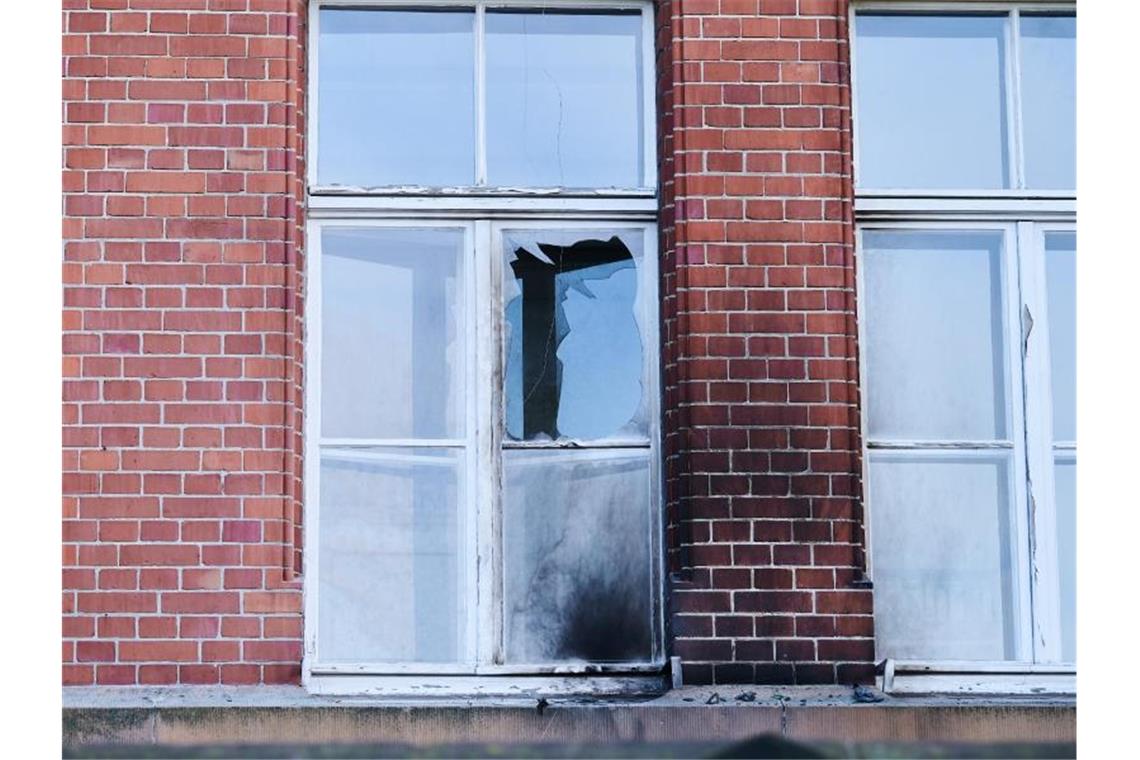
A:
[
  {"left": 851, "top": 3, "right": 1075, "bottom": 693},
  {"left": 304, "top": 1, "right": 661, "bottom": 695}
]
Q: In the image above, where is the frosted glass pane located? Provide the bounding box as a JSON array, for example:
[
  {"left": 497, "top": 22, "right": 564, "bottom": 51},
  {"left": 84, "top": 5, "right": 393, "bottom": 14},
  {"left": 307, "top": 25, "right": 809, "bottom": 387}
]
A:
[
  {"left": 503, "top": 230, "right": 648, "bottom": 442},
  {"left": 863, "top": 231, "right": 1008, "bottom": 440},
  {"left": 486, "top": 11, "right": 644, "bottom": 188},
  {"left": 1020, "top": 16, "right": 1076, "bottom": 190},
  {"left": 870, "top": 453, "right": 1018, "bottom": 661},
  {"left": 317, "top": 448, "right": 465, "bottom": 664},
  {"left": 503, "top": 449, "right": 653, "bottom": 664},
  {"left": 318, "top": 10, "right": 475, "bottom": 187},
  {"left": 855, "top": 15, "right": 1009, "bottom": 189},
  {"left": 321, "top": 228, "right": 464, "bottom": 440},
  {"left": 1054, "top": 457, "right": 1076, "bottom": 663},
  {"left": 1045, "top": 232, "right": 1076, "bottom": 442}
]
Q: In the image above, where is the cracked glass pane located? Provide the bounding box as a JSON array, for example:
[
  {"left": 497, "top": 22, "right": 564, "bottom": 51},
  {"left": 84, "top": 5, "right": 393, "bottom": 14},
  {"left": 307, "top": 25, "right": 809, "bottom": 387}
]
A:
[
  {"left": 502, "top": 229, "right": 648, "bottom": 442},
  {"left": 321, "top": 227, "right": 464, "bottom": 440},
  {"left": 486, "top": 10, "right": 644, "bottom": 188},
  {"left": 318, "top": 9, "right": 475, "bottom": 187},
  {"left": 870, "top": 452, "right": 1018, "bottom": 661},
  {"left": 317, "top": 447, "right": 466, "bottom": 664},
  {"left": 503, "top": 449, "right": 653, "bottom": 664}
]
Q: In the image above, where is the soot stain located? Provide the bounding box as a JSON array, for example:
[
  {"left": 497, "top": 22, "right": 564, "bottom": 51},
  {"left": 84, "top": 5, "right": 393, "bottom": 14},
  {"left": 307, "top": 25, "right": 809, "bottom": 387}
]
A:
[{"left": 555, "top": 570, "right": 650, "bottom": 662}]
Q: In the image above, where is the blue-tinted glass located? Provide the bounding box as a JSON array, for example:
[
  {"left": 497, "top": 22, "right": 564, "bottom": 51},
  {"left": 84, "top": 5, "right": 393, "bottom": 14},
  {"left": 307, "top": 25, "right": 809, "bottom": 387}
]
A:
[
  {"left": 318, "top": 10, "right": 475, "bottom": 187},
  {"left": 1020, "top": 15, "right": 1076, "bottom": 190},
  {"left": 855, "top": 14, "right": 1010, "bottom": 189}
]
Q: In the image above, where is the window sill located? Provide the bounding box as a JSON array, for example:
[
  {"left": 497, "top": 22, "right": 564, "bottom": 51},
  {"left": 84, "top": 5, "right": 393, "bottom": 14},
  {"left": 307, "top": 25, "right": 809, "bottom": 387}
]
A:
[{"left": 880, "top": 659, "right": 1076, "bottom": 697}]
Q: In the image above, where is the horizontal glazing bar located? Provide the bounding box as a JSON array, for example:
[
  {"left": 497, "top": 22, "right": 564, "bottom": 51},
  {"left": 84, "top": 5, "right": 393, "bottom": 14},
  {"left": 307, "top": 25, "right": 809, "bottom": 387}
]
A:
[
  {"left": 867, "top": 440, "right": 1014, "bottom": 450},
  {"left": 501, "top": 439, "right": 650, "bottom": 450},
  {"left": 320, "top": 438, "right": 466, "bottom": 448}
]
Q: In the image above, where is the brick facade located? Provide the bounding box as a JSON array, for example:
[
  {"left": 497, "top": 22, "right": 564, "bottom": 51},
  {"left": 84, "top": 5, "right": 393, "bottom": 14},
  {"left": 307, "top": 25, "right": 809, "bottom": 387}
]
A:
[{"left": 63, "top": 0, "right": 874, "bottom": 687}]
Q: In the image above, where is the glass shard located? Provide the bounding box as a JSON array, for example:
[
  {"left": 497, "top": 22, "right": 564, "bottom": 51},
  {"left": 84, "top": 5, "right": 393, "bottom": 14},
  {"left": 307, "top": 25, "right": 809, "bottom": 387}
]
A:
[{"left": 503, "top": 230, "right": 647, "bottom": 442}]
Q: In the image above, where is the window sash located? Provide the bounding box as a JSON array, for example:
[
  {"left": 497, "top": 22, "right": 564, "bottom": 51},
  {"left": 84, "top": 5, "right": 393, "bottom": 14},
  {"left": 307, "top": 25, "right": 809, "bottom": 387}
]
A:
[
  {"left": 856, "top": 219, "right": 1076, "bottom": 670},
  {"left": 849, "top": 2, "right": 1076, "bottom": 198},
  {"left": 307, "top": 0, "right": 658, "bottom": 200},
  {"left": 303, "top": 217, "right": 664, "bottom": 676}
]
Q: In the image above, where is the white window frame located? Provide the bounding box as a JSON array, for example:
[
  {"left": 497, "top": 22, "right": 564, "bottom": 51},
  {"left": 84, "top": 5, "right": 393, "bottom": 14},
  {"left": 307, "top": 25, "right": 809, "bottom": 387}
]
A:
[
  {"left": 850, "top": 0, "right": 1076, "bottom": 695},
  {"left": 303, "top": 0, "right": 664, "bottom": 697}
]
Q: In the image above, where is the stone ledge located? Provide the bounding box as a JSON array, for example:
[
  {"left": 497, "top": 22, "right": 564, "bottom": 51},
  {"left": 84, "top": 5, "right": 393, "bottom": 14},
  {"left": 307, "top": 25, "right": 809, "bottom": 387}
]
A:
[{"left": 64, "top": 686, "right": 1075, "bottom": 749}]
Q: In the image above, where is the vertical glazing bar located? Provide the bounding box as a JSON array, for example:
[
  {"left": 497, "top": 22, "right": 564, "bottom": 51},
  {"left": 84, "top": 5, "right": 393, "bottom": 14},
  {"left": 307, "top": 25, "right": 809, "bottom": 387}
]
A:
[
  {"left": 475, "top": 3, "right": 488, "bottom": 185},
  {"left": 473, "top": 219, "right": 497, "bottom": 669},
  {"left": 302, "top": 219, "right": 324, "bottom": 680},
  {"left": 1007, "top": 9, "right": 1026, "bottom": 190},
  {"left": 1006, "top": 221, "right": 1035, "bottom": 662}
]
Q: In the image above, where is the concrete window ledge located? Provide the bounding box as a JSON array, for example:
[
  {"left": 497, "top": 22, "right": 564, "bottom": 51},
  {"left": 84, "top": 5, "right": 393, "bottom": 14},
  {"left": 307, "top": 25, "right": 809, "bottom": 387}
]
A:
[{"left": 64, "top": 685, "right": 1076, "bottom": 751}]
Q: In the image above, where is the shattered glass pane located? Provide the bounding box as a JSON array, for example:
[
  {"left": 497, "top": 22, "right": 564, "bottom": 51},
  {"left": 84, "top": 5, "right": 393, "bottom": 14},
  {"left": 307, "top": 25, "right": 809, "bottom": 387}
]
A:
[
  {"left": 503, "top": 449, "right": 653, "bottom": 664},
  {"left": 485, "top": 11, "right": 644, "bottom": 188},
  {"left": 317, "top": 447, "right": 466, "bottom": 664},
  {"left": 870, "top": 452, "right": 1018, "bottom": 661},
  {"left": 502, "top": 229, "right": 648, "bottom": 442},
  {"left": 863, "top": 230, "right": 1008, "bottom": 441},
  {"left": 321, "top": 227, "right": 464, "bottom": 440},
  {"left": 318, "top": 9, "right": 475, "bottom": 187}
]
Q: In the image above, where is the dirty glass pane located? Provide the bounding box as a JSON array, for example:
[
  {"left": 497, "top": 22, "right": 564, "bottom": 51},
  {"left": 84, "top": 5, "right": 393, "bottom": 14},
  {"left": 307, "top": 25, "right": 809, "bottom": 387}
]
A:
[
  {"left": 854, "top": 14, "right": 1009, "bottom": 189},
  {"left": 321, "top": 227, "right": 464, "bottom": 440},
  {"left": 317, "top": 447, "right": 466, "bottom": 664},
  {"left": 870, "top": 452, "right": 1018, "bottom": 661},
  {"left": 1020, "top": 15, "right": 1076, "bottom": 190},
  {"left": 1045, "top": 232, "right": 1076, "bottom": 443},
  {"left": 863, "top": 230, "right": 1008, "bottom": 441},
  {"left": 486, "top": 11, "right": 644, "bottom": 188},
  {"left": 502, "top": 449, "right": 653, "bottom": 664},
  {"left": 1054, "top": 457, "right": 1076, "bottom": 663},
  {"left": 502, "top": 229, "right": 648, "bottom": 442},
  {"left": 318, "top": 9, "right": 475, "bottom": 187}
]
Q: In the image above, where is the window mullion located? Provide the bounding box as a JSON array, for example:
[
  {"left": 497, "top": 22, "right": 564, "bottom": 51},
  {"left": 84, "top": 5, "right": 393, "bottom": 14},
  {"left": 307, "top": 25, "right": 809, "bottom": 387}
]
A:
[
  {"left": 1007, "top": 8, "right": 1027, "bottom": 190},
  {"left": 475, "top": 2, "right": 487, "bottom": 185},
  {"left": 1016, "top": 220, "right": 1065, "bottom": 664}
]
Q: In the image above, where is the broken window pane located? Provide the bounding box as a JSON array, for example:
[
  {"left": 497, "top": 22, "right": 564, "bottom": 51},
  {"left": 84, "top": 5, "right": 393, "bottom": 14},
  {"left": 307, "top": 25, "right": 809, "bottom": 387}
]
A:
[
  {"left": 870, "top": 452, "right": 1019, "bottom": 661},
  {"left": 863, "top": 230, "right": 1008, "bottom": 441},
  {"left": 502, "top": 229, "right": 648, "bottom": 442},
  {"left": 502, "top": 449, "right": 653, "bottom": 664},
  {"left": 485, "top": 11, "right": 644, "bottom": 188},
  {"left": 318, "top": 9, "right": 475, "bottom": 187},
  {"left": 322, "top": 227, "right": 464, "bottom": 440},
  {"left": 1020, "top": 15, "right": 1076, "bottom": 190},
  {"left": 1045, "top": 231, "right": 1076, "bottom": 443},
  {"left": 317, "top": 447, "right": 466, "bottom": 664}
]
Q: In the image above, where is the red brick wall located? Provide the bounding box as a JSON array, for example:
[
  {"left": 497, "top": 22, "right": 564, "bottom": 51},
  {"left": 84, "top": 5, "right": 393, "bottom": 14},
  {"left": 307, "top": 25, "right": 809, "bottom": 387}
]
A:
[
  {"left": 62, "top": 0, "right": 873, "bottom": 687},
  {"left": 62, "top": 0, "right": 307, "bottom": 687},
  {"left": 658, "top": 0, "right": 874, "bottom": 685}
]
